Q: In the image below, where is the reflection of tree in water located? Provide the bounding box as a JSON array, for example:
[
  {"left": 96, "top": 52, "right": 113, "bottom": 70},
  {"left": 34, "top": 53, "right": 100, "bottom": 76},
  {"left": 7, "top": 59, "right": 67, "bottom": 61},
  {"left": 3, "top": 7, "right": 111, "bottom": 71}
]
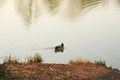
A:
[
  {"left": 15, "top": 0, "right": 61, "bottom": 26},
  {"left": 65, "top": 0, "right": 106, "bottom": 20},
  {"left": 0, "top": 0, "right": 6, "bottom": 7},
  {"left": 117, "top": 0, "right": 120, "bottom": 6},
  {"left": 14, "top": 0, "right": 41, "bottom": 26},
  {"left": 14, "top": 0, "right": 107, "bottom": 26},
  {"left": 44, "top": 0, "right": 60, "bottom": 14}
]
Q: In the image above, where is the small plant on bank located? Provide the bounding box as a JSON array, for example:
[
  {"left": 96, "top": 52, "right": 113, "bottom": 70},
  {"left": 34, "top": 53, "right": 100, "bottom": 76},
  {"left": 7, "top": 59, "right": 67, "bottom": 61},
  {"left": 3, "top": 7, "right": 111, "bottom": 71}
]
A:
[
  {"left": 26, "top": 53, "right": 43, "bottom": 63},
  {"left": 94, "top": 60, "right": 106, "bottom": 66},
  {"left": 33, "top": 53, "right": 43, "bottom": 63}
]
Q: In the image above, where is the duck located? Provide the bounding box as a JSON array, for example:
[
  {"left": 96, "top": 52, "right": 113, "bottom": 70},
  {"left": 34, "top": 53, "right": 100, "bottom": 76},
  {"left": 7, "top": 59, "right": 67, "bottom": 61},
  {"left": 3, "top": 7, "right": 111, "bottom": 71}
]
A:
[{"left": 55, "top": 43, "right": 64, "bottom": 53}]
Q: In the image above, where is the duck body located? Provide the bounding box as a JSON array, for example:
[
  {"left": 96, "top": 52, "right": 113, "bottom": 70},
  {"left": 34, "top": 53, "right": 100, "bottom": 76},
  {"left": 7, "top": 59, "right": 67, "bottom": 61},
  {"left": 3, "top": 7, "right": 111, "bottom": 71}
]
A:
[{"left": 55, "top": 43, "right": 64, "bottom": 53}]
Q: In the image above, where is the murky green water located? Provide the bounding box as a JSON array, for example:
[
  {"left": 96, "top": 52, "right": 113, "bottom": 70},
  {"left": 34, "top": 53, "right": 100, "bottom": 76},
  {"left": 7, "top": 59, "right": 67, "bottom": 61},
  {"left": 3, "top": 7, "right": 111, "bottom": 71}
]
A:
[{"left": 0, "top": 0, "right": 120, "bottom": 69}]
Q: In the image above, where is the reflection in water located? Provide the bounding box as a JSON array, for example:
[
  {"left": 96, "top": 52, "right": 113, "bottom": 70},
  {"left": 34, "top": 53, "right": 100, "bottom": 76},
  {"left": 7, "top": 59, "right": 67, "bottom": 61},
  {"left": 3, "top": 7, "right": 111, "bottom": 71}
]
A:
[
  {"left": 14, "top": 0, "right": 107, "bottom": 26},
  {"left": 14, "top": 0, "right": 41, "bottom": 26},
  {"left": 44, "top": 0, "right": 60, "bottom": 14},
  {"left": 80, "top": 0, "right": 105, "bottom": 9},
  {"left": 0, "top": 0, "right": 120, "bottom": 69},
  {"left": 0, "top": 0, "right": 6, "bottom": 7},
  {"left": 65, "top": 0, "right": 106, "bottom": 20},
  {"left": 14, "top": 0, "right": 33, "bottom": 26},
  {"left": 117, "top": 0, "right": 120, "bottom": 6}
]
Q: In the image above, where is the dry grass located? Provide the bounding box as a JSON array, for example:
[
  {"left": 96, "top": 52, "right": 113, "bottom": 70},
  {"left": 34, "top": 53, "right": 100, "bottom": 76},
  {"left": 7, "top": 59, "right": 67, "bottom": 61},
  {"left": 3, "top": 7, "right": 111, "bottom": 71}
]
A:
[
  {"left": 3, "top": 54, "right": 19, "bottom": 64},
  {"left": 3, "top": 53, "right": 43, "bottom": 64},
  {"left": 69, "top": 58, "right": 91, "bottom": 64},
  {"left": 69, "top": 58, "right": 106, "bottom": 67}
]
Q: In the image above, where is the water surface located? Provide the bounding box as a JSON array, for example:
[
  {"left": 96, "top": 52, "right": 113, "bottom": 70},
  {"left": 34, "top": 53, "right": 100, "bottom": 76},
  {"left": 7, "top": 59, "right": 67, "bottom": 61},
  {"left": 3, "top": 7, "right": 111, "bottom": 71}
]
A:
[{"left": 0, "top": 0, "right": 120, "bottom": 69}]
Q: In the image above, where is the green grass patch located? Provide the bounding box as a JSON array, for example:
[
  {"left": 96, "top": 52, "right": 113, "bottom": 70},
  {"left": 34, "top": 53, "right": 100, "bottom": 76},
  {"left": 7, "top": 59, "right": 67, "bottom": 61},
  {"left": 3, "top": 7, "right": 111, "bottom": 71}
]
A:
[{"left": 26, "top": 53, "right": 43, "bottom": 63}]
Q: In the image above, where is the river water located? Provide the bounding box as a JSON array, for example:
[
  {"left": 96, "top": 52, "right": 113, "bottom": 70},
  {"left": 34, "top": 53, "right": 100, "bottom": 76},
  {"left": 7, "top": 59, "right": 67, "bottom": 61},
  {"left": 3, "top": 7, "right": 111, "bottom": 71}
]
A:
[{"left": 0, "top": 0, "right": 120, "bottom": 69}]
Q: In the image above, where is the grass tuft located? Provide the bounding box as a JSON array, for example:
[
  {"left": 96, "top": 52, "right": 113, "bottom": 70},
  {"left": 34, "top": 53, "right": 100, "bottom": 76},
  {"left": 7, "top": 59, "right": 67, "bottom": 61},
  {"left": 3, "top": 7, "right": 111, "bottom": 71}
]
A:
[
  {"left": 26, "top": 53, "right": 43, "bottom": 63},
  {"left": 3, "top": 54, "right": 19, "bottom": 64},
  {"left": 3, "top": 53, "right": 43, "bottom": 64},
  {"left": 94, "top": 60, "right": 106, "bottom": 66},
  {"left": 69, "top": 58, "right": 90, "bottom": 64}
]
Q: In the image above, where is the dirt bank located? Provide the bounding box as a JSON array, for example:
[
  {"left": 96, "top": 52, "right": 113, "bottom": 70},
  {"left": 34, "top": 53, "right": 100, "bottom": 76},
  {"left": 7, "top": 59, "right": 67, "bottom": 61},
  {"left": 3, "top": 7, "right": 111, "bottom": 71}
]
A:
[{"left": 0, "top": 62, "right": 119, "bottom": 80}]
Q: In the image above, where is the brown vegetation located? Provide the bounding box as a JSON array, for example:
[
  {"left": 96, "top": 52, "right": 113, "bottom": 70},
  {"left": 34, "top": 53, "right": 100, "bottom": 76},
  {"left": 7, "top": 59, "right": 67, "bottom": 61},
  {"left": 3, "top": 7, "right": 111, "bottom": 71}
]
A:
[
  {"left": 1, "top": 62, "right": 119, "bottom": 80},
  {"left": 0, "top": 54, "right": 120, "bottom": 80}
]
